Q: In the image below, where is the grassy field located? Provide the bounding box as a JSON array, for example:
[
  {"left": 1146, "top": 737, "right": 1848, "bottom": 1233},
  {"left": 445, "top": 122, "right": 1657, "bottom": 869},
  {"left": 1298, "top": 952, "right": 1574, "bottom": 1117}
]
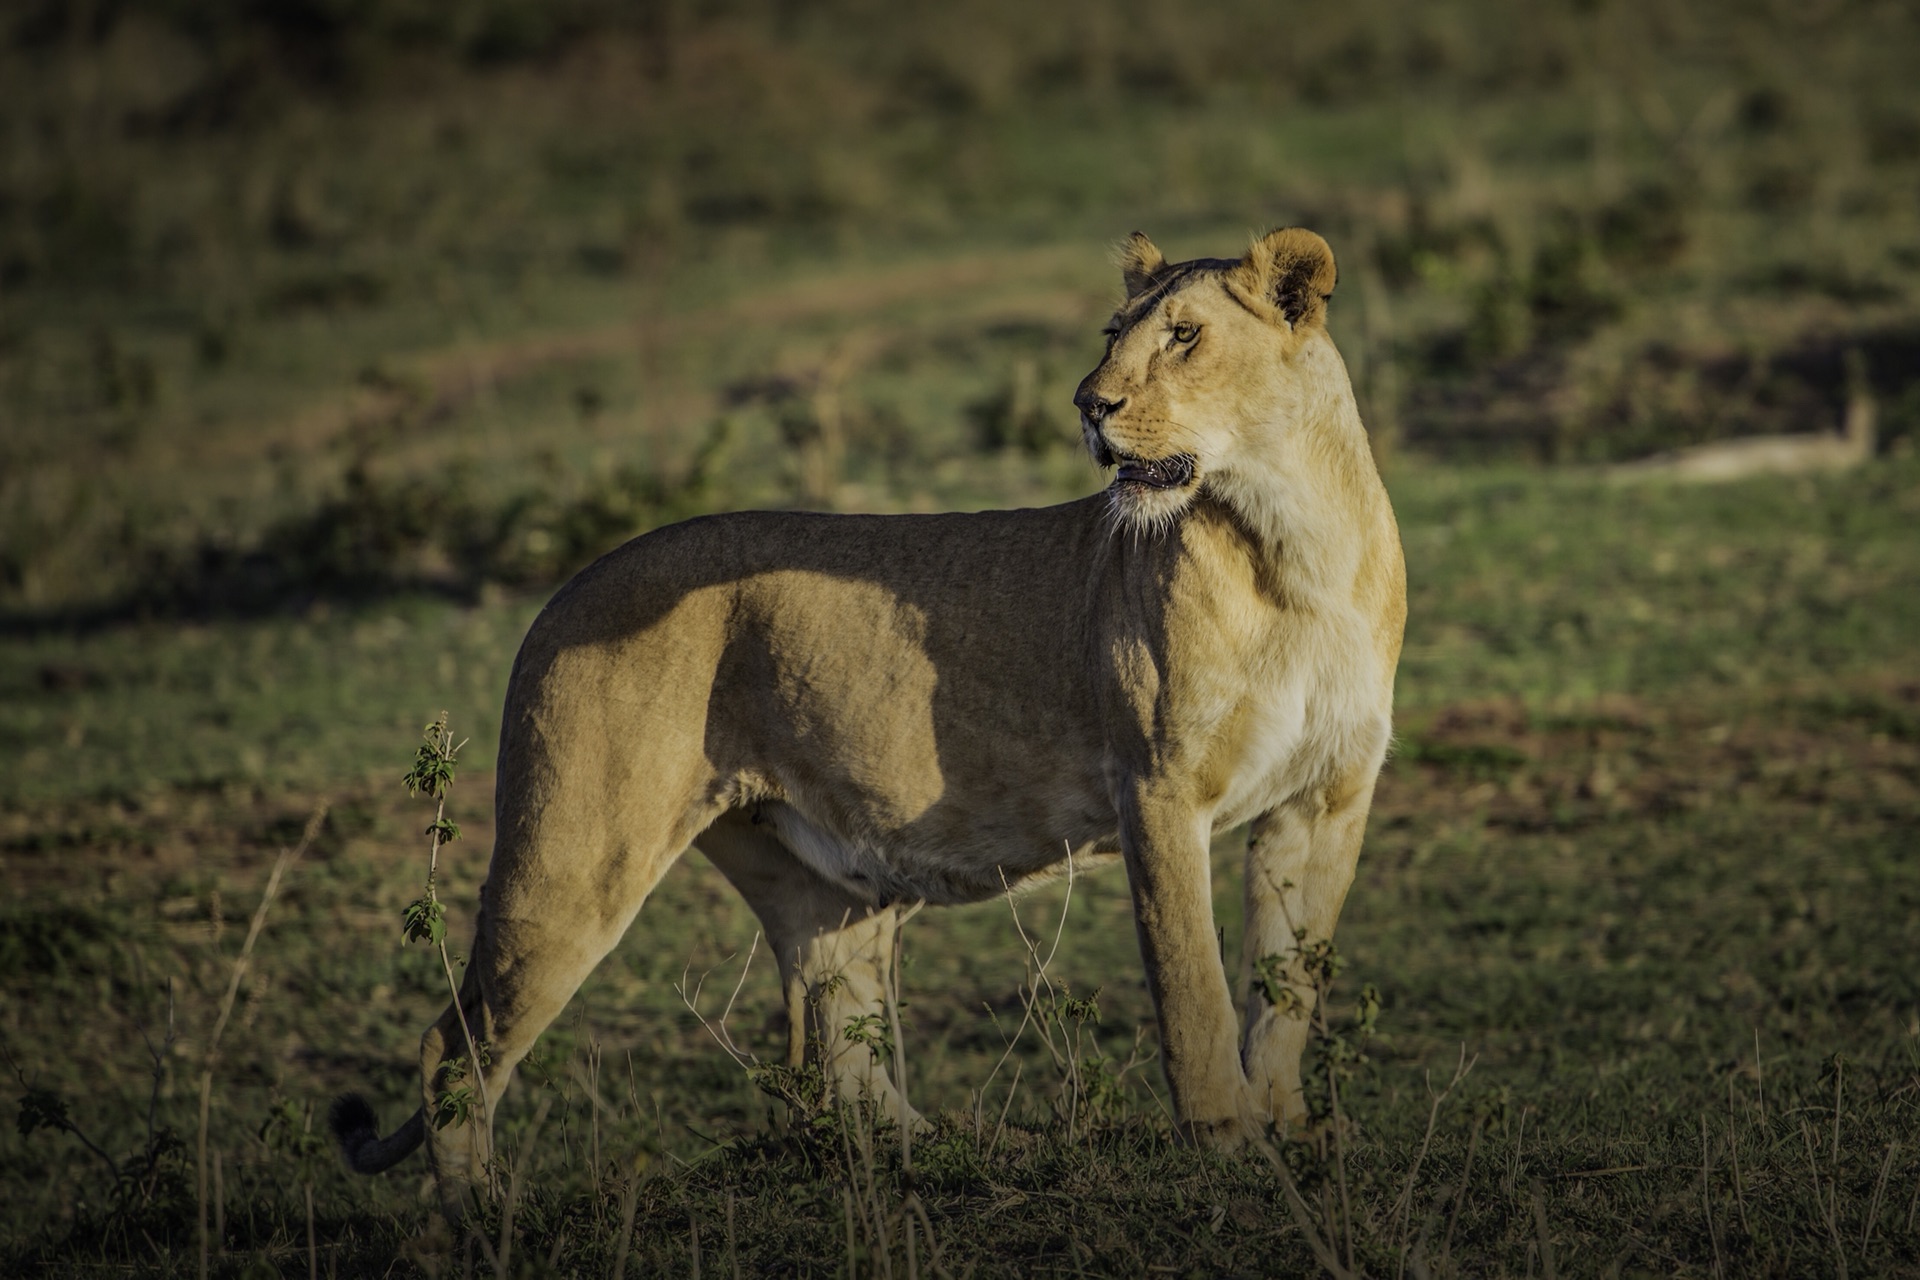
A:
[
  {"left": 5, "top": 455, "right": 1917, "bottom": 1277},
  {"left": 4, "top": 1, "right": 1920, "bottom": 1275},
  {"left": 8, "top": 0, "right": 1920, "bottom": 623}
]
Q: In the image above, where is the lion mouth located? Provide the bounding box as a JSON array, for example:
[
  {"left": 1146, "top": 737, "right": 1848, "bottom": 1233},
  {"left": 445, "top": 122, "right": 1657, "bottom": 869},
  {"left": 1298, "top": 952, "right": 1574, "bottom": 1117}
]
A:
[{"left": 1112, "top": 452, "right": 1196, "bottom": 490}]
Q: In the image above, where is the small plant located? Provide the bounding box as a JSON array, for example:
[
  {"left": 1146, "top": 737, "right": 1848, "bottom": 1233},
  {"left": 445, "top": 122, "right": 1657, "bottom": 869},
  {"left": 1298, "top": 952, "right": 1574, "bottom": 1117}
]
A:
[
  {"left": 431, "top": 1056, "right": 484, "bottom": 1131},
  {"left": 1256, "top": 930, "right": 1384, "bottom": 1143},
  {"left": 12, "top": 1077, "right": 189, "bottom": 1220},
  {"left": 1250, "top": 917, "right": 1479, "bottom": 1280},
  {"left": 747, "top": 1060, "right": 829, "bottom": 1120},
  {"left": 842, "top": 1011, "right": 895, "bottom": 1065},
  {"left": 399, "top": 712, "right": 456, "bottom": 956},
  {"left": 984, "top": 853, "right": 1155, "bottom": 1142},
  {"left": 259, "top": 1098, "right": 332, "bottom": 1279},
  {"left": 400, "top": 715, "right": 492, "bottom": 1134}
]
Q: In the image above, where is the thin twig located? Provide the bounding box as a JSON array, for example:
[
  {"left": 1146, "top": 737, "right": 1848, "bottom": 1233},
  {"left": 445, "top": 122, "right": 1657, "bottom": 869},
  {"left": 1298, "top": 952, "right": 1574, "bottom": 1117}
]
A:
[
  {"left": 908, "top": 1194, "right": 953, "bottom": 1280},
  {"left": 198, "top": 805, "right": 326, "bottom": 1280},
  {"left": 885, "top": 911, "right": 913, "bottom": 1173},
  {"left": 1699, "top": 1115, "right": 1721, "bottom": 1278},
  {"left": 132, "top": 976, "right": 177, "bottom": 1148},
  {"left": 305, "top": 1182, "right": 319, "bottom": 1280},
  {"left": 1320, "top": 979, "right": 1357, "bottom": 1275},
  {"left": 1254, "top": 1135, "right": 1359, "bottom": 1280},
  {"left": 1393, "top": 1047, "right": 1477, "bottom": 1280},
  {"left": 676, "top": 939, "right": 762, "bottom": 1069},
  {"left": 986, "top": 1062, "right": 1022, "bottom": 1161},
  {"left": 588, "top": 1037, "right": 601, "bottom": 1186},
  {"left": 1861, "top": 1141, "right": 1897, "bottom": 1250},
  {"left": 612, "top": 1158, "right": 643, "bottom": 1280},
  {"left": 981, "top": 873, "right": 1046, "bottom": 1095},
  {"left": 843, "top": 1186, "right": 859, "bottom": 1279},
  {"left": 1727, "top": 1073, "right": 1753, "bottom": 1241},
  {"left": 1800, "top": 1119, "right": 1849, "bottom": 1280},
  {"left": 494, "top": 1096, "right": 552, "bottom": 1280},
  {"left": 1440, "top": 1115, "right": 1485, "bottom": 1273},
  {"left": 425, "top": 724, "right": 491, "bottom": 1132}
]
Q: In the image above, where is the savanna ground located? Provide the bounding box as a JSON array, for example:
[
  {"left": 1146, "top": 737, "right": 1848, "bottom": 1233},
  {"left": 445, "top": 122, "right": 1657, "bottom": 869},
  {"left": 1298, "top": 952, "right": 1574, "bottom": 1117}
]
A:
[{"left": 3, "top": 1, "right": 1920, "bottom": 1275}]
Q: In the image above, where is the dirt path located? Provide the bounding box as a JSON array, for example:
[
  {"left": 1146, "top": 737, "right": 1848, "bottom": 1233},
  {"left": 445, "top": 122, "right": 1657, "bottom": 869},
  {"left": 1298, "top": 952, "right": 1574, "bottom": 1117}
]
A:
[{"left": 223, "top": 243, "right": 1098, "bottom": 468}]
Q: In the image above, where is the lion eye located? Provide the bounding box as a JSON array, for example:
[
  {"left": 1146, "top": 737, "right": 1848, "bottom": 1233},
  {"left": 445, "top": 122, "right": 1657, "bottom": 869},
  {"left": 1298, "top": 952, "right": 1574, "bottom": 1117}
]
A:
[{"left": 1170, "top": 321, "right": 1199, "bottom": 343}]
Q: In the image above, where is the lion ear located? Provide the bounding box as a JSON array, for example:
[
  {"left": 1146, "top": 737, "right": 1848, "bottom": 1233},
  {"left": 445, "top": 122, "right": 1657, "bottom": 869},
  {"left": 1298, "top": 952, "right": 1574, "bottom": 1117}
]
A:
[
  {"left": 1116, "top": 231, "right": 1166, "bottom": 299},
  {"left": 1232, "top": 228, "right": 1337, "bottom": 329}
]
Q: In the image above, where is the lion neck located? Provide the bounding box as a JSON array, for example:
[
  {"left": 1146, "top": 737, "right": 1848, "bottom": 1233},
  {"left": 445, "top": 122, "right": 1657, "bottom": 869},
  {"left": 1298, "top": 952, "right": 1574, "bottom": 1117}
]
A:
[{"left": 1197, "top": 333, "right": 1389, "bottom": 609}]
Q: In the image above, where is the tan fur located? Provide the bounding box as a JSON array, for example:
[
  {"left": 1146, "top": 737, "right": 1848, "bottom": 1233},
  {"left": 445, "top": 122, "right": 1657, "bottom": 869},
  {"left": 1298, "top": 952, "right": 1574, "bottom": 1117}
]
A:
[{"left": 342, "top": 229, "right": 1406, "bottom": 1215}]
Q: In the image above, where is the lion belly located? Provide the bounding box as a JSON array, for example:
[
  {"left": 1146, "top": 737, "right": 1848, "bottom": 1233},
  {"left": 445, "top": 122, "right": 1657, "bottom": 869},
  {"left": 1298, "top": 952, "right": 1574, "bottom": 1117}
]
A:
[{"left": 758, "top": 800, "right": 1123, "bottom": 906}]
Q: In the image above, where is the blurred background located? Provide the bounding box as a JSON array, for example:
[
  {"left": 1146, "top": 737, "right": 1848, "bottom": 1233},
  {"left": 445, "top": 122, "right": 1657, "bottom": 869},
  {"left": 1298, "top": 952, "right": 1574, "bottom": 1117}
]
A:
[
  {"left": 4, "top": 0, "right": 1917, "bottom": 623},
  {"left": 5, "top": 6, "right": 1920, "bottom": 1272}
]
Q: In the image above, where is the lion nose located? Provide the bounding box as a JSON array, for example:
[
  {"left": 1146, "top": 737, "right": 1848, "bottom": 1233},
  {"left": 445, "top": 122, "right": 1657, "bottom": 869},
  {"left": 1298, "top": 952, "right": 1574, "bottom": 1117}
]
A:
[{"left": 1075, "top": 390, "right": 1124, "bottom": 422}]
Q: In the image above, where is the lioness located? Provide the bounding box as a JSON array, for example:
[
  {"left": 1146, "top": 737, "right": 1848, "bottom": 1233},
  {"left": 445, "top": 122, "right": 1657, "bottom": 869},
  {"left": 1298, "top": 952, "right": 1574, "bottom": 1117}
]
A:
[{"left": 333, "top": 228, "right": 1405, "bottom": 1215}]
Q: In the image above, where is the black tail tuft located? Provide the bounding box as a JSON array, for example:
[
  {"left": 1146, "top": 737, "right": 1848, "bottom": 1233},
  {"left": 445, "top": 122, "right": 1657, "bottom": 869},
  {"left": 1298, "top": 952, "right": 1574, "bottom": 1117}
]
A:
[
  {"left": 329, "top": 1092, "right": 427, "bottom": 1174},
  {"left": 328, "top": 1092, "right": 378, "bottom": 1142}
]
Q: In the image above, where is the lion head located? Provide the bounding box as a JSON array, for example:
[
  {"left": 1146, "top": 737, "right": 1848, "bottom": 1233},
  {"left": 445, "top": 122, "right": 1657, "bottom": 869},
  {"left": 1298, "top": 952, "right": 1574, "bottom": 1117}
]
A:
[{"left": 1072, "top": 227, "right": 1341, "bottom": 533}]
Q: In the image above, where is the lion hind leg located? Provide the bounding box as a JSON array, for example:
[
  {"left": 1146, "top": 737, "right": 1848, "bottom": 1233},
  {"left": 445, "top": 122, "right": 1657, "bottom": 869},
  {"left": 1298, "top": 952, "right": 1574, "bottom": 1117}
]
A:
[
  {"left": 416, "top": 800, "right": 707, "bottom": 1218},
  {"left": 797, "top": 901, "right": 921, "bottom": 1130},
  {"left": 698, "top": 810, "right": 921, "bottom": 1130}
]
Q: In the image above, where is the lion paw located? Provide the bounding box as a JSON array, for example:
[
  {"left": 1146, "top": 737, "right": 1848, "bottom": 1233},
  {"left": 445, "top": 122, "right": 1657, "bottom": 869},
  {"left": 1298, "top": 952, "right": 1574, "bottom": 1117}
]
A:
[{"left": 1179, "top": 1115, "right": 1255, "bottom": 1151}]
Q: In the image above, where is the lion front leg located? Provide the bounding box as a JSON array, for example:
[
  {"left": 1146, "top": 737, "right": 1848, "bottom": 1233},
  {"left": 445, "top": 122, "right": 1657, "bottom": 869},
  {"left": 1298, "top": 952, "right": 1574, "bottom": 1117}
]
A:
[
  {"left": 1239, "top": 769, "right": 1377, "bottom": 1134},
  {"left": 1119, "top": 785, "right": 1253, "bottom": 1146}
]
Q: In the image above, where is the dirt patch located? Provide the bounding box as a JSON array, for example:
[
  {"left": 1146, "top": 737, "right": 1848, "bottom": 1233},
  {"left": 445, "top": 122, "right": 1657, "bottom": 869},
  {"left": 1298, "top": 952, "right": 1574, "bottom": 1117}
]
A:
[
  {"left": 0, "top": 777, "right": 498, "bottom": 900},
  {"left": 1381, "top": 679, "right": 1920, "bottom": 834}
]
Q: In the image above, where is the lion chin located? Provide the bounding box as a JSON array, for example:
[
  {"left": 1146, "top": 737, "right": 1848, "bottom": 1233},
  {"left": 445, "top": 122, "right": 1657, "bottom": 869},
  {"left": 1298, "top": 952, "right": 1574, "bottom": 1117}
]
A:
[
  {"left": 332, "top": 226, "right": 1408, "bottom": 1224},
  {"left": 1103, "top": 451, "right": 1201, "bottom": 534}
]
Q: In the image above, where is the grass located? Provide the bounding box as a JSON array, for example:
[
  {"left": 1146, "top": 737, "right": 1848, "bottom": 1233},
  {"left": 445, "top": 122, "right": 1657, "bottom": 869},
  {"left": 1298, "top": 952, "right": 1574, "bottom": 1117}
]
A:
[
  {"left": 7, "top": 1, "right": 1920, "bottom": 620},
  {"left": 5, "top": 1, "right": 1920, "bottom": 1273},
  {"left": 3, "top": 455, "right": 1918, "bottom": 1276}
]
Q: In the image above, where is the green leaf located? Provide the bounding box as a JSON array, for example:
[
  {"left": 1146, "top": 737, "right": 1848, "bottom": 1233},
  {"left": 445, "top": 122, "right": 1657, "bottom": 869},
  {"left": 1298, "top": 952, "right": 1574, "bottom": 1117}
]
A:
[
  {"left": 401, "top": 715, "right": 460, "bottom": 799},
  {"left": 842, "top": 1012, "right": 894, "bottom": 1063},
  {"left": 258, "top": 1099, "right": 327, "bottom": 1158},
  {"left": 1053, "top": 987, "right": 1102, "bottom": 1025},
  {"left": 1253, "top": 954, "right": 1309, "bottom": 1019},
  {"left": 431, "top": 1085, "right": 478, "bottom": 1130},
  {"left": 403, "top": 895, "right": 447, "bottom": 946},
  {"left": 16, "top": 1087, "right": 71, "bottom": 1139}
]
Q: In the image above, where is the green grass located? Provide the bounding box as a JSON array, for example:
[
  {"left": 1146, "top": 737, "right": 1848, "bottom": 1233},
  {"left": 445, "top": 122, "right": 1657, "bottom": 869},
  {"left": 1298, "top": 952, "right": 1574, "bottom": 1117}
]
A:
[
  {"left": 3, "top": 457, "right": 1918, "bottom": 1276},
  {"left": 5, "top": 459, "right": 1914, "bottom": 809},
  {"left": 6, "top": 2, "right": 1920, "bottom": 1273},
  {"left": 7, "top": 1, "right": 1920, "bottom": 619}
]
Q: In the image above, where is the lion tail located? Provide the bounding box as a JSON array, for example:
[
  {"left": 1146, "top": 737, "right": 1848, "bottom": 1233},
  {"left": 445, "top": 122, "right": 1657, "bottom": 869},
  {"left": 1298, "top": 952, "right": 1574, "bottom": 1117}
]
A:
[{"left": 328, "top": 1093, "right": 426, "bottom": 1174}]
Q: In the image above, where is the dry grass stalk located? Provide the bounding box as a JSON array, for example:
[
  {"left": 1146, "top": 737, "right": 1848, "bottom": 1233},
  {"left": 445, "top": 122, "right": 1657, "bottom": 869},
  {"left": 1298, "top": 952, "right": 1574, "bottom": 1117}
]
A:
[{"left": 196, "top": 804, "right": 327, "bottom": 1280}]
